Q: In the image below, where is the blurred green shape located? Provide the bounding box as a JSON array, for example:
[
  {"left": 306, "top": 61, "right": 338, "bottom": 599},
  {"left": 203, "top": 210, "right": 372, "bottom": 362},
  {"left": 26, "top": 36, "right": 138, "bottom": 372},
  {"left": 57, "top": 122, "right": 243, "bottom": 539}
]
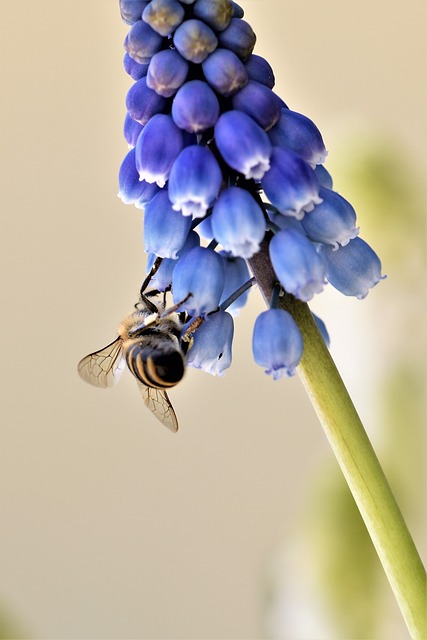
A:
[{"left": 0, "top": 603, "right": 27, "bottom": 640}]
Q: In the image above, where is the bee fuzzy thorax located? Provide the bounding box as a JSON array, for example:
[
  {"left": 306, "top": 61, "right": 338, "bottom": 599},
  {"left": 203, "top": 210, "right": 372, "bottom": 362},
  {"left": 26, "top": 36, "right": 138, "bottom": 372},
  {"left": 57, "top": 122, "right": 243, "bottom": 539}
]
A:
[{"left": 118, "top": 308, "right": 160, "bottom": 340}]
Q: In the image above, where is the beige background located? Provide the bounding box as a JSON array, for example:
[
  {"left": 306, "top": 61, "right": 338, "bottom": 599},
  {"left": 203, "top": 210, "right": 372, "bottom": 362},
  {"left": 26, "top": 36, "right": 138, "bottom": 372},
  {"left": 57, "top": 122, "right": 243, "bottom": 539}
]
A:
[{"left": 0, "top": 1, "right": 425, "bottom": 638}]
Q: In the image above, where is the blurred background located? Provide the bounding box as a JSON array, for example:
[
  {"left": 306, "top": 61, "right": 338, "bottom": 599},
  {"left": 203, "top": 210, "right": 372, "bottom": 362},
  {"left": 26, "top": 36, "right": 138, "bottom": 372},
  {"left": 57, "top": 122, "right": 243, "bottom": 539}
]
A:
[{"left": 0, "top": 1, "right": 425, "bottom": 638}]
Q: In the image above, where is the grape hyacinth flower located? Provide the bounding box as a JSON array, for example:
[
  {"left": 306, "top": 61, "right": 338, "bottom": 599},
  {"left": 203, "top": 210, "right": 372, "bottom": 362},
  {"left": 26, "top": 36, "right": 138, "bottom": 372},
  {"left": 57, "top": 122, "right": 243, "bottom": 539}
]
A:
[
  {"left": 119, "top": 0, "right": 385, "bottom": 379},
  {"left": 82, "top": 4, "right": 425, "bottom": 634}
]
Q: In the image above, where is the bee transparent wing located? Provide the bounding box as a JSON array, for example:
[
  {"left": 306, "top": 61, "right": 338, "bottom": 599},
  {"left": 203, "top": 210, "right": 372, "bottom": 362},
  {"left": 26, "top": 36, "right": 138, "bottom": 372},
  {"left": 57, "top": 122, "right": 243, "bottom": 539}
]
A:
[
  {"left": 136, "top": 381, "right": 179, "bottom": 433},
  {"left": 78, "top": 338, "right": 126, "bottom": 388}
]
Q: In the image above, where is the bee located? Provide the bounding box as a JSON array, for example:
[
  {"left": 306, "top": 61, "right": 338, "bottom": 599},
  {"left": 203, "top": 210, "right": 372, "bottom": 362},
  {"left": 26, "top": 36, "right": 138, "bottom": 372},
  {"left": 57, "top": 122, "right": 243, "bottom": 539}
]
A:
[{"left": 78, "top": 264, "right": 197, "bottom": 432}]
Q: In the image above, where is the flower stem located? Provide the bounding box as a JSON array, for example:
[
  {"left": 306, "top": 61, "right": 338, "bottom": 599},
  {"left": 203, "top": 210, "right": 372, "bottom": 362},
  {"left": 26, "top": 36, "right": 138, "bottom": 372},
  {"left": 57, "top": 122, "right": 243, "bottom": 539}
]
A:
[{"left": 249, "top": 239, "right": 426, "bottom": 638}]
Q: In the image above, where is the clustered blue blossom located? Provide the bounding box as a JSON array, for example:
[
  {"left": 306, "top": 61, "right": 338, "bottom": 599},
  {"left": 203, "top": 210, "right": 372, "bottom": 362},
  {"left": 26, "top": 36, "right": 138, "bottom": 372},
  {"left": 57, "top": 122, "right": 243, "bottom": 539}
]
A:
[{"left": 118, "top": 0, "right": 385, "bottom": 380}]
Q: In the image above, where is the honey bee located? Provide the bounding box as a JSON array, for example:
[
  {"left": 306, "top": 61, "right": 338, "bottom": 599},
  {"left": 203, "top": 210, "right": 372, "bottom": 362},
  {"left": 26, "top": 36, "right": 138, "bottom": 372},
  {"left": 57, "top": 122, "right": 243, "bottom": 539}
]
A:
[{"left": 78, "top": 267, "right": 196, "bottom": 432}]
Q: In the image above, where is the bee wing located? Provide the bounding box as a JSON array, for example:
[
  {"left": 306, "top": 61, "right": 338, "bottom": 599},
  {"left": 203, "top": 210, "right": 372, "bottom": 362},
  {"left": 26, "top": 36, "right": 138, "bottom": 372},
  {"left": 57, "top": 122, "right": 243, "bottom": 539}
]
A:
[
  {"left": 78, "top": 338, "right": 126, "bottom": 388},
  {"left": 136, "top": 381, "right": 179, "bottom": 433}
]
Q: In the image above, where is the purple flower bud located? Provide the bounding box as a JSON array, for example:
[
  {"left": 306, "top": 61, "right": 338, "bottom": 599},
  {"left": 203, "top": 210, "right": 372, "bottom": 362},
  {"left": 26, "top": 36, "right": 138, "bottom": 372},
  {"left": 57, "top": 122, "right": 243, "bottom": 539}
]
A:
[
  {"left": 245, "top": 54, "right": 275, "bottom": 89},
  {"left": 144, "top": 190, "right": 192, "bottom": 258},
  {"left": 124, "top": 113, "right": 143, "bottom": 147},
  {"left": 172, "top": 246, "right": 225, "bottom": 316},
  {"left": 252, "top": 309, "right": 303, "bottom": 379},
  {"left": 126, "top": 76, "right": 168, "bottom": 125},
  {"left": 118, "top": 148, "right": 159, "bottom": 205},
  {"left": 301, "top": 187, "right": 359, "bottom": 249},
  {"left": 231, "top": 1, "right": 244, "bottom": 17},
  {"left": 171, "top": 80, "right": 220, "bottom": 133},
  {"left": 193, "top": 0, "right": 233, "bottom": 31},
  {"left": 215, "top": 110, "right": 272, "bottom": 180},
  {"left": 123, "top": 53, "right": 149, "bottom": 80},
  {"left": 146, "top": 230, "right": 200, "bottom": 291},
  {"left": 218, "top": 18, "right": 256, "bottom": 59},
  {"left": 135, "top": 114, "right": 184, "bottom": 187},
  {"left": 318, "top": 237, "right": 385, "bottom": 299},
  {"left": 269, "top": 228, "right": 326, "bottom": 301},
  {"left": 219, "top": 253, "right": 251, "bottom": 315},
  {"left": 261, "top": 147, "right": 321, "bottom": 219},
  {"left": 173, "top": 19, "right": 218, "bottom": 63},
  {"left": 202, "top": 48, "right": 248, "bottom": 97},
  {"left": 120, "top": 1, "right": 149, "bottom": 26},
  {"left": 124, "top": 19, "right": 164, "bottom": 64},
  {"left": 315, "top": 164, "right": 333, "bottom": 189},
  {"left": 211, "top": 187, "right": 265, "bottom": 258},
  {"left": 232, "top": 80, "right": 282, "bottom": 130},
  {"left": 146, "top": 49, "right": 189, "bottom": 97},
  {"left": 142, "top": 0, "right": 185, "bottom": 36},
  {"left": 186, "top": 310, "right": 234, "bottom": 376},
  {"left": 268, "top": 109, "right": 328, "bottom": 166},
  {"left": 168, "top": 145, "right": 222, "bottom": 218}
]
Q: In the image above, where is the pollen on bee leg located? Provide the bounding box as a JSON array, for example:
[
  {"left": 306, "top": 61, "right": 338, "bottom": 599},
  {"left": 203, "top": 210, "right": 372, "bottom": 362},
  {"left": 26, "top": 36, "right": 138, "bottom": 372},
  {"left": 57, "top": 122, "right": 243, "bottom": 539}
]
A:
[{"left": 142, "top": 312, "right": 160, "bottom": 327}]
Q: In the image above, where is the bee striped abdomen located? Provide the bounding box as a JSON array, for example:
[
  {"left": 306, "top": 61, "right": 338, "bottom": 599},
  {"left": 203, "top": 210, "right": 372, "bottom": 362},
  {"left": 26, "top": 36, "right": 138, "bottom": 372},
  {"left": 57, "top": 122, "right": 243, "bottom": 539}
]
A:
[{"left": 124, "top": 337, "right": 185, "bottom": 389}]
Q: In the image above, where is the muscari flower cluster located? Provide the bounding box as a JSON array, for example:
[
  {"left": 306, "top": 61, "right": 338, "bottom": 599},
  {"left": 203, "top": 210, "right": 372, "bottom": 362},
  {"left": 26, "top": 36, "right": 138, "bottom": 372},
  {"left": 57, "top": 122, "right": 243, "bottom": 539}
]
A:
[{"left": 118, "top": 0, "right": 385, "bottom": 380}]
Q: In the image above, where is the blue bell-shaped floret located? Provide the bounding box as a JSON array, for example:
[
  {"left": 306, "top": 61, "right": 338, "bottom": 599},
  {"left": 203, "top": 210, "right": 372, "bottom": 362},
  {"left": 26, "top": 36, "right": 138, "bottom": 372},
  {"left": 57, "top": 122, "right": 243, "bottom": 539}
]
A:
[
  {"left": 146, "top": 230, "right": 200, "bottom": 292},
  {"left": 269, "top": 228, "right": 326, "bottom": 301},
  {"left": 232, "top": 80, "right": 282, "bottom": 131},
  {"left": 215, "top": 110, "right": 272, "bottom": 180},
  {"left": 318, "top": 237, "right": 385, "bottom": 299},
  {"left": 126, "top": 77, "right": 168, "bottom": 125},
  {"left": 135, "top": 114, "right": 184, "bottom": 187},
  {"left": 301, "top": 187, "right": 359, "bottom": 249},
  {"left": 186, "top": 310, "right": 234, "bottom": 376},
  {"left": 268, "top": 109, "right": 328, "bottom": 166},
  {"left": 143, "top": 189, "right": 192, "bottom": 258},
  {"left": 168, "top": 145, "right": 222, "bottom": 218},
  {"left": 262, "top": 147, "right": 321, "bottom": 219},
  {"left": 211, "top": 186, "right": 265, "bottom": 258},
  {"left": 118, "top": 147, "right": 160, "bottom": 205},
  {"left": 252, "top": 309, "right": 303, "bottom": 379},
  {"left": 172, "top": 246, "right": 225, "bottom": 316}
]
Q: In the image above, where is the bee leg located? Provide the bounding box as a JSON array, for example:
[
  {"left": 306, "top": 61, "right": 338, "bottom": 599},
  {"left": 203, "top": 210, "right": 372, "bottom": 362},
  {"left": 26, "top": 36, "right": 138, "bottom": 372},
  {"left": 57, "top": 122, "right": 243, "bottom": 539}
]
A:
[
  {"left": 159, "top": 292, "right": 193, "bottom": 319},
  {"left": 180, "top": 315, "right": 204, "bottom": 354},
  {"left": 220, "top": 276, "right": 257, "bottom": 311},
  {"left": 140, "top": 256, "right": 163, "bottom": 297}
]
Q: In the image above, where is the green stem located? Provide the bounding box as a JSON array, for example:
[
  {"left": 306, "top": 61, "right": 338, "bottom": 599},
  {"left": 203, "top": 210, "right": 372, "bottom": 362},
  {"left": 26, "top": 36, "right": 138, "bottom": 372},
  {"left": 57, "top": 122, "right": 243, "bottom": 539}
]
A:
[{"left": 249, "top": 240, "right": 426, "bottom": 638}]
